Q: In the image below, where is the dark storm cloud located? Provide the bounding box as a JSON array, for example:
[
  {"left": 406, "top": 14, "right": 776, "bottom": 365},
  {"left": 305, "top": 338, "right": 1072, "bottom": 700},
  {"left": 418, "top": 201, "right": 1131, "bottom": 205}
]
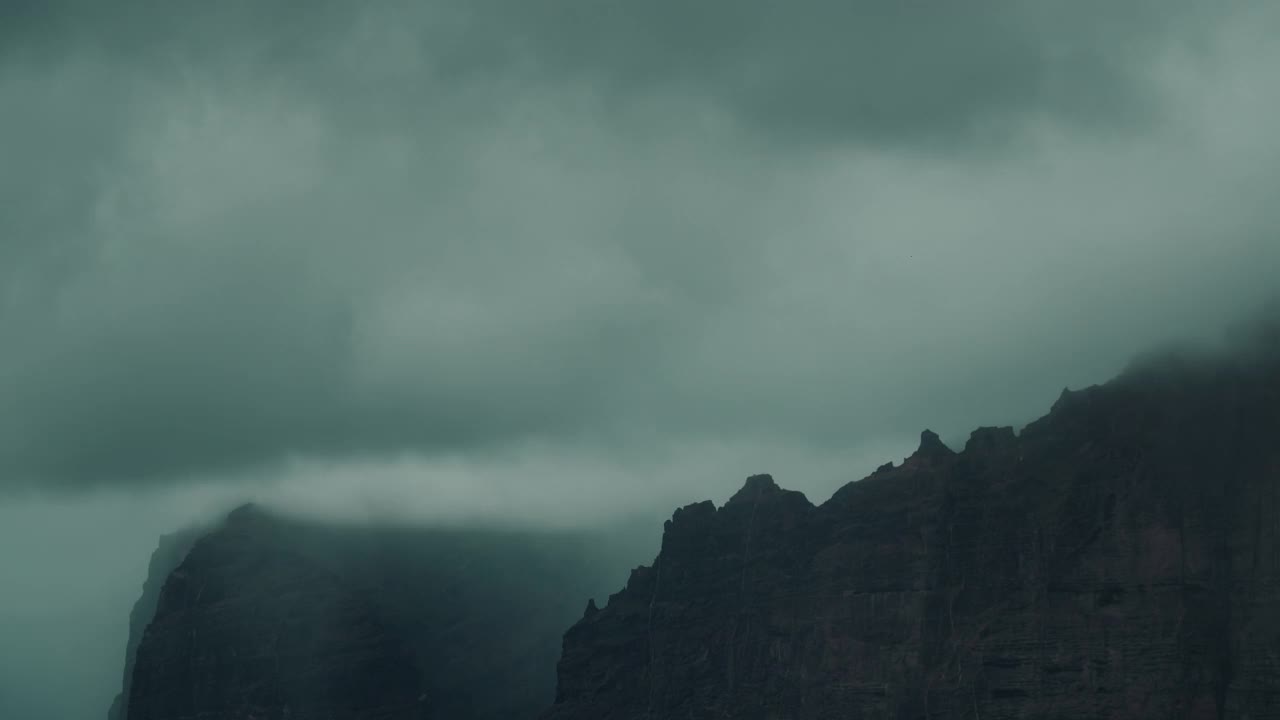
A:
[
  {"left": 2, "top": 0, "right": 1279, "bottom": 492},
  {"left": 0, "top": 0, "right": 1246, "bottom": 144},
  {"left": 456, "top": 0, "right": 1233, "bottom": 144},
  {"left": 3, "top": 7, "right": 1280, "bottom": 716}
]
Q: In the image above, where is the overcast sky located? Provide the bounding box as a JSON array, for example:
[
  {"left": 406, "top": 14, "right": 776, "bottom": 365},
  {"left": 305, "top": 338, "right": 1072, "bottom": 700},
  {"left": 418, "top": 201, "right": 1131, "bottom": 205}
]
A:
[{"left": 3, "top": 1, "right": 1280, "bottom": 717}]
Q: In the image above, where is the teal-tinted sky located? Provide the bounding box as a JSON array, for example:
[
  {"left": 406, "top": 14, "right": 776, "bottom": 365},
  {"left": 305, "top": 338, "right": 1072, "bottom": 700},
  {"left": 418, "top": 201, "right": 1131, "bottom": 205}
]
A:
[{"left": 2, "top": 1, "right": 1280, "bottom": 717}]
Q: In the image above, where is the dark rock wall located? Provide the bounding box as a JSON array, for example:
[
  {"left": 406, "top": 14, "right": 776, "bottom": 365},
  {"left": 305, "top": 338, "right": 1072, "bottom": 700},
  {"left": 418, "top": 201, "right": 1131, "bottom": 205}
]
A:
[
  {"left": 108, "top": 527, "right": 201, "bottom": 720},
  {"left": 125, "top": 508, "right": 427, "bottom": 720},
  {"left": 123, "top": 508, "right": 654, "bottom": 720},
  {"left": 545, "top": 355, "right": 1280, "bottom": 719}
]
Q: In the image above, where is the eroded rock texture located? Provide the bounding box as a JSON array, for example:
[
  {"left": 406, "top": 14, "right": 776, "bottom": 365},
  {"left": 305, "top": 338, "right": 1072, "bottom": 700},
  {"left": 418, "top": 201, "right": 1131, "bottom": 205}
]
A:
[
  {"left": 546, "top": 350, "right": 1280, "bottom": 719},
  {"left": 123, "top": 507, "right": 653, "bottom": 720}
]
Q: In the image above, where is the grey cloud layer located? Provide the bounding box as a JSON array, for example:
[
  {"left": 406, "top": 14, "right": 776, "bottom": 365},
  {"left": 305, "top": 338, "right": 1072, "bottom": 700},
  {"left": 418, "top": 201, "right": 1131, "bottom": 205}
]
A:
[
  {"left": 7, "top": 6, "right": 1280, "bottom": 719},
  {"left": 2, "top": 0, "right": 1279, "bottom": 490},
  {"left": 1, "top": 0, "right": 1246, "bottom": 143}
]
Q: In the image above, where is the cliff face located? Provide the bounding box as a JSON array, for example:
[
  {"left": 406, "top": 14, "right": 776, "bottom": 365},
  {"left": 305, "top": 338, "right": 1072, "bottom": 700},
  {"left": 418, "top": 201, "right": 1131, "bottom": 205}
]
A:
[
  {"left": 108, "top": 528, "right": 202, "bottom": 720},
  {"left": 126, "top": 507, "right": 427, "bottom": 720},
  {"left": 123, "top": 508, "right": 653, "bottom": 720},
  {"left": 545, "top": 352, "right": 1280, "bottom": 719}
]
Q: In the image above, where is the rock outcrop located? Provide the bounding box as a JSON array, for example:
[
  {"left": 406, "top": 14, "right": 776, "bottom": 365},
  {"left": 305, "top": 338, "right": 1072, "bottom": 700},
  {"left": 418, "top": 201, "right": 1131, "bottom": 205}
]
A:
[
  {"left": 545, "top": 348, "right": 1280, "bottom": 718},
  {"left": 121, "top": 508, "right": 654, "bottom": 720},
  {"left": 126, "top": 506, "right": 427, "bottom": 720},
  {"left": 108, "top": 527, "right": 202, "bottom": 720}
]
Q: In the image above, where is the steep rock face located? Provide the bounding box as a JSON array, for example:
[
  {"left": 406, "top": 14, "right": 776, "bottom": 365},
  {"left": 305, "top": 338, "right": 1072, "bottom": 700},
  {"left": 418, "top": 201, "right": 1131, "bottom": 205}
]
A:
[
  {"left": 126, "top": 508, "right": 427, "bottom": 720},
  {"left": 124, "top": 508, "right": 654, "bottom": 720},
  {"left": 545, "top": 352, "right": 1280, "bottom": 719},
  {"left": 108, "top": 528, "right": 202, "bottom": 720}
]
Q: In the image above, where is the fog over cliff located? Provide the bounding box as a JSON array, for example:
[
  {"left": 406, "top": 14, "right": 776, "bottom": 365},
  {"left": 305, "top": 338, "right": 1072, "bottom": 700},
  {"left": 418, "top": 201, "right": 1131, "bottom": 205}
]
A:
[{"left": 2, "top": 1, "right": 1280, "bottom": 717}]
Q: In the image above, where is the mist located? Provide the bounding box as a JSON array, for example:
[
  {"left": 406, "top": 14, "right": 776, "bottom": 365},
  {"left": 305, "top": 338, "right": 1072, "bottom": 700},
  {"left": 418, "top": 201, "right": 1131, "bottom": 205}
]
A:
[{"left": 2, "top": 1, "right": 1280, "bottom": 717}]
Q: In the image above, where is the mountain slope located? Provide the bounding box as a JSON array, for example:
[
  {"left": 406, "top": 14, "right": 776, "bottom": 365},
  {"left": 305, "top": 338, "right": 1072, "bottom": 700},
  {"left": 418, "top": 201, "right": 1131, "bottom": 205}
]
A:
[
  {"left": 545, "top": 346, "right": 1280, "bottom": 719},
  {"left": 107, "top": 527, "right": 202, "bottom": 720},
  {"left": 120, "top": 508, "right": 655, "bottom": 720}
]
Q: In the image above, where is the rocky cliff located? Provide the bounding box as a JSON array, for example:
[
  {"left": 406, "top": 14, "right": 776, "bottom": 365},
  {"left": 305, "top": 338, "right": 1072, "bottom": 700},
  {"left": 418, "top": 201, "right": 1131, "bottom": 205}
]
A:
[
  {"left": 108, "top": 527, "right": 202, "bottom": 720},
  {"left": 121, "top": 507, "right": 654, "bottom": 720},
  {"left": 545, "top": 347, "right": 1280, "bottom": 719}
]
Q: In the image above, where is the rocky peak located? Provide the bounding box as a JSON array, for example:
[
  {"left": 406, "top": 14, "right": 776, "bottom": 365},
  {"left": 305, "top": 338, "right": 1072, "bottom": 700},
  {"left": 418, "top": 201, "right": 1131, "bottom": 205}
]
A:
[
  {"left": 545, "top": 348, "right": 1280, "bottom": 720},
  {"left": 119, "top": 508, "right": 656, "bottom": 720},
  {"left": 964, "top": 425, "right": 1017, "bottom": 454},
  {"left": 726, "top": 473, "right": 779, "bottom": 505},
  {"left": 906, "top": 428, "right": 953, "bottom": 465},
  {"left": 1049, "top": 384, "right": 1091, "bottom": 414},
  {"left": 221, "top": 502, "right": 275, "bottom": 532}
]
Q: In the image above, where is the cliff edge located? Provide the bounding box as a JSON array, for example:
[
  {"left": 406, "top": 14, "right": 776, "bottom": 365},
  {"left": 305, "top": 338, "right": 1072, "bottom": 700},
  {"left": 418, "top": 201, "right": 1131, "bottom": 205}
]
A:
[{"left": 545, "top": 346, "right": 1280, "bottom": 719}]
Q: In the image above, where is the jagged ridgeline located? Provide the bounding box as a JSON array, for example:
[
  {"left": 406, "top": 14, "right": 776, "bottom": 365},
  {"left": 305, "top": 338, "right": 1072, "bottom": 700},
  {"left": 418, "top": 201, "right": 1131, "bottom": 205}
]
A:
[
  {"left": 545, "top": 341, "right": 1280, "bottom": 719},
  {"left": 115, "top": 331, "right": 1280, "bottom": 720},
  {"left": 113, "top": 509, "right": 657, "bottom": 720}
]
